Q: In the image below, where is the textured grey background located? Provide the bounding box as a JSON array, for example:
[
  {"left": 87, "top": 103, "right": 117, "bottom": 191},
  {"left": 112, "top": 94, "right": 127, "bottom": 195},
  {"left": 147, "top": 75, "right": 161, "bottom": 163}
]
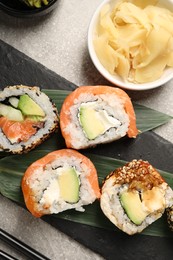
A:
[{"left": 0, "top": 0, "right": 173, "bottom": 259}]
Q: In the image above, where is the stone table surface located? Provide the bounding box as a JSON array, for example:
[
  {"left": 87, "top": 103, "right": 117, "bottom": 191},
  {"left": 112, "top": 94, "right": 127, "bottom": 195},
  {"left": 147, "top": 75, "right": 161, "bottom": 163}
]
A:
[{"left": 0, "top": 0, "right": 173, "bottom": 259}]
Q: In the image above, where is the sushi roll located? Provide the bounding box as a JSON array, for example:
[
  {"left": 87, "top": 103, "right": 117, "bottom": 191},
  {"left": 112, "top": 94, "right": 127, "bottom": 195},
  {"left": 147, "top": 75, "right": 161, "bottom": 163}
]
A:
[
  {"left": 60, "top": 85, "right": 138, "bottom": 150},
  {"left": 0, "top": 85, "right": 59, "bottom": 154},
  {"left": 21, "top": 149, "right": 100, "bottom": 217},
  {"left": 166, "top": 206, "right": 173, "bottom": 231},
  {"left": 100, "top": 159, "right": 173, "bottom": 235}
]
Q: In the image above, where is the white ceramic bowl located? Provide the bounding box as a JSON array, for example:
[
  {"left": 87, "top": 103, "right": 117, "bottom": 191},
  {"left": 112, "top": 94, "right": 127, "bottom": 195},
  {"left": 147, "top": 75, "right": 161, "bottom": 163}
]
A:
[{"left": 88, "top": 0, "right": 173, "bottom": 91}]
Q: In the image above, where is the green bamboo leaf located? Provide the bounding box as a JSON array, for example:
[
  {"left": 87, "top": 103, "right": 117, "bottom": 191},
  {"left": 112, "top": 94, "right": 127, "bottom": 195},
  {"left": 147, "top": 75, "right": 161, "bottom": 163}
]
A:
[
  {"left": 43, "top": 89, "right": 172, "bottom": 133},
  {"left": 0, "top": 89, "right": 172, "bottom": 159},
  {"left": 134, "top": 103, "right": 172, "bottom": 133},
  {"left": 0, "top": 151, "right": 7, "bottom": 160},
  {"left": 0, "top": 89, "right": 172, "bottom": 236},
  {"left": 0, "top": 151, "right": 172, "bottom": 237}
]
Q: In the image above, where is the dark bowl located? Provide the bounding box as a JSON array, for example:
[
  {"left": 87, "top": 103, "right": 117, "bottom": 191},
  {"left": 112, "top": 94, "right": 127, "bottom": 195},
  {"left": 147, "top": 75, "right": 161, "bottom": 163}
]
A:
[{"left": 0, "top": 0, "right": 58, "bottom": 18}]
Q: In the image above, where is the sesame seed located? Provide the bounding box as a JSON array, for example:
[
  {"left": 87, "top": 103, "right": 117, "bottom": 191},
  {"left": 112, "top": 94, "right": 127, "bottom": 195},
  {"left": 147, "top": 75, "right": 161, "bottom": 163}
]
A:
[{"left": 104, "top": 159, "right": 165, "bottom": 191}]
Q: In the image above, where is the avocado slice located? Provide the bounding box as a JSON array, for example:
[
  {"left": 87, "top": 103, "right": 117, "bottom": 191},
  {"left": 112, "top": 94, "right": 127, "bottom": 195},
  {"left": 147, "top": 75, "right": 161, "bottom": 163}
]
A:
[
  {"left": 18, "top": 95, "right": 45, "bottom": 117},
  {"left": 120, "top": 190, "right": 148, "bottom": 225},
  {"left": 26, "top": 115, "right": 44, "bottom": 122},
  {"left": 79, "top": 106, "right": 105, "bottom": 140},
  {"left": 0, "top": 103, "right": 24, "bottom": 121},
  {"left": 79, "top": 102, "right": 121, "bottom": 140},
  {"left": 58, "top": 167, "right": 80, "bottom": 203}
]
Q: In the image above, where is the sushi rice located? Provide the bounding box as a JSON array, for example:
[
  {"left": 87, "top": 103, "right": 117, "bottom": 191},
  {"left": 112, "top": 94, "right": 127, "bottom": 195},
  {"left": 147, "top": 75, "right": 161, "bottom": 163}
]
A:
[
  {"left": 22, "top": 149, "right": 100, "bottom": 217},
  {"left": 64, "top": 93, "right": 129, "bottom": 148},
  {"left": 0, "top": 85, "right": 59, "bottom": 154},
  {"left": 60, "top": 85, "right": 138, "bottom": 150},
  {"left": 166, "top": 206, "right": 173, "bottom": 231},
  {"left": 100, "top": 159, "right": 173, "bottom": 235}
]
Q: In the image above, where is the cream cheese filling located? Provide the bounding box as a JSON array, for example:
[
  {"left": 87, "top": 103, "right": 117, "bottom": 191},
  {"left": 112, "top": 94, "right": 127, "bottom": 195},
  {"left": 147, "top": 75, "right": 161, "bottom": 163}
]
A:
[
  {"left": 78, "top": 101, "right": 121, "bottom": 140},
  {"left": 39, "top": 166, "right": 81, "bottom": 206}
]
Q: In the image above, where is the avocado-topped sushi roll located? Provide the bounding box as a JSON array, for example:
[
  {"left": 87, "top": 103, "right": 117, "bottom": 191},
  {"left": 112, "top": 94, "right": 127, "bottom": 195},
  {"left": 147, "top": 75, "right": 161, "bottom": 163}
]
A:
[
  {"left": 22, "top": 149, "right": 100, "bottom": 217},
  {"left": 0, "top": 85, "right": 59, "bottom": 154},
  {"left": 100, "top": 159, "right": 173, "bottom": 235},
  {"left": 166, "top": 206, "right": 173, "bottom": 231},
  {"left": 60, "top": 85, "right": 138, "bottom": 150}
]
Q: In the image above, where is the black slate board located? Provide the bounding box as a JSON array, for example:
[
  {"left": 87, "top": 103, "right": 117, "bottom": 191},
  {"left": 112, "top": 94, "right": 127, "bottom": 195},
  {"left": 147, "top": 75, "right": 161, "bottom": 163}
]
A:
[{"left": 0, "top": 40, "right": 173, "bottom": 260}]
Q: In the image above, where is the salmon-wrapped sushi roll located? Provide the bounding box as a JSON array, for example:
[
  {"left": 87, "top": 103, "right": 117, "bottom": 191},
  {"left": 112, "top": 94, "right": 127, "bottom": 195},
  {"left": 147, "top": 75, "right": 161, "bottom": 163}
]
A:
[
  {"left": 22, "top": 149, "right": 100, "bottom": 217},
  {"left": 100, "top": 159, "right": 173, "bottom": 235},
  {"left": 0, "top": 85, "right": 59, "bottom": 154},
  {"left": 60, "top": 85, "right": 138, "bottom": 150}
]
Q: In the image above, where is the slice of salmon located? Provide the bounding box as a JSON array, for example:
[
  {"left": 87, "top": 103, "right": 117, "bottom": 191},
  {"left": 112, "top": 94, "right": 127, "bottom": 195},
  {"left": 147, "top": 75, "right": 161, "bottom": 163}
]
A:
[
  {"left": 60, "top": 85, "right": 138, "bottom": 148},
  {"left": 22, "top": 149, "right": 100, "bottom": 217},
  {"left": 0, "top": 117, "right": 43, "bottom": 143}
]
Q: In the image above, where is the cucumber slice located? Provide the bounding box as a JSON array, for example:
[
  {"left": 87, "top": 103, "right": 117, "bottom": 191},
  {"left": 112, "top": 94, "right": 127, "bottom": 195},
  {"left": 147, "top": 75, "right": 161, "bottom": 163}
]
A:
[
  {"left": 9, "top": 97, "right": 19, "bottom": 108},
  {"left": 0, "top": 103, "right": 24, "bottom": 121}
]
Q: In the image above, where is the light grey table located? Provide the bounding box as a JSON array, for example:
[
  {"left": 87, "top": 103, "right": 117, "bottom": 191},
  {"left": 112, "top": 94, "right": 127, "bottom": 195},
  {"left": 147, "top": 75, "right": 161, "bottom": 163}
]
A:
[{"left": 0, "top": 0, "right": 173, "bottom": 259}]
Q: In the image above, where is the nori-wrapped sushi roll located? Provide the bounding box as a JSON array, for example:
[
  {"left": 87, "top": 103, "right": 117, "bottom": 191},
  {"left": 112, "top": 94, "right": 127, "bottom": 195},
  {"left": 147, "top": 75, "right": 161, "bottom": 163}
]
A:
[
  {"left": 100, "top": 159, "right": 173, "bottom": 235},
  {"left": 0, "top": 85, "right": 59, "bottom": 154}
]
